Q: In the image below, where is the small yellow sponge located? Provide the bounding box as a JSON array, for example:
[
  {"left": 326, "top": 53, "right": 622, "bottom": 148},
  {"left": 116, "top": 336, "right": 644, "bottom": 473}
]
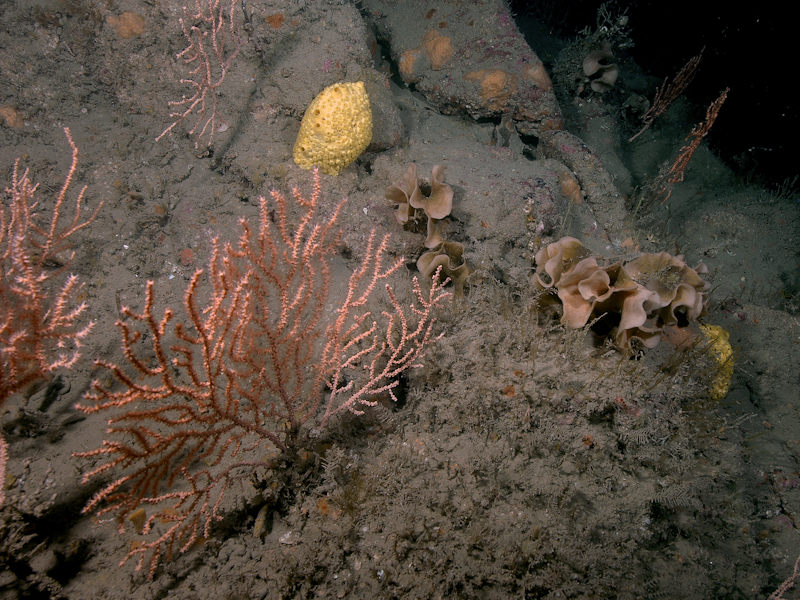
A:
[
  {"left": 293, "top": 81, "right": 372, "bottom": 176},
  {"left": 699, "top": 324, "right": 734, "bottom": 400}
]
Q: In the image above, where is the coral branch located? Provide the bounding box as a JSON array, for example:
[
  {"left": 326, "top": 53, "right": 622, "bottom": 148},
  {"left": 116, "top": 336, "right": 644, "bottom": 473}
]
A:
[
  {"left": 76, "top": 169, "right": 449, "bottom": 578},
  {"left": 770, "top": 552, "right": 800, "bottom": 600},
  {"left": 629, "top": 49, "right": 704, "bottom": 142},
  {"left": 660, "top": 87, "right": 729, "bottom": 204},
  {"left": 1, "top": 127, "right": 101, "bottom": 507},
  {"left": 155, "top": 0, "right": 243, "bottom": 147}
]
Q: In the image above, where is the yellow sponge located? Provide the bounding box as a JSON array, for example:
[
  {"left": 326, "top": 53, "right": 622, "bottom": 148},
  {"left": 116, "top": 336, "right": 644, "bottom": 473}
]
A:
[
  {"left": 293, "top": 81, "right": 372, "bottom": 176},
  {"left": 699, "top": 324, "right": 734, "bottom": 400}
]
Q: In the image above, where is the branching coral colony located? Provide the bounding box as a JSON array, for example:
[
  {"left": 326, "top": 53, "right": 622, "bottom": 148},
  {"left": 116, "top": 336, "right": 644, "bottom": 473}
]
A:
[
  {"left": 1, "top": 128, "right": 101, "bottom": 507},
  {"left": 155, "top": 0, "right": 243, "bottom": 148},
  {"left": 75, "top": 168, "right": 450, "bottom": 579}
]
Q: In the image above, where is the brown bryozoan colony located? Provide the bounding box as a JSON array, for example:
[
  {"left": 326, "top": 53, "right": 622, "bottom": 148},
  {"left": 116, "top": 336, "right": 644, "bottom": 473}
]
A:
[{"left": 534, "top": 236, "right": 708, "bottom": 352}]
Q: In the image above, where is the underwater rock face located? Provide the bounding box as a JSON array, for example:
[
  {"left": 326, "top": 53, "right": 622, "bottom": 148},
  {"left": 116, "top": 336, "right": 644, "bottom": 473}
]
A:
[{"left": 361, "top": 0, "right": 563, "bottom": 135}]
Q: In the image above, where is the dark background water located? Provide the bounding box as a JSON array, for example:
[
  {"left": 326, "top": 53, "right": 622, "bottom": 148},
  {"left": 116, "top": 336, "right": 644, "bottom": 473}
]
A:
[{"left": 510, "top": 0, "right": 797, "bottom": 193}]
